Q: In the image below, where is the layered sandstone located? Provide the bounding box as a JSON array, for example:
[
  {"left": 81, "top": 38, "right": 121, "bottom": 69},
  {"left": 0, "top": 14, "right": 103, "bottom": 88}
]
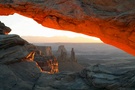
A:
[
  {"left": 0, "top": 22, "right": 42, "bottom": 90},
  {"left": 35, "top": 46, "right": 59, "bottom": 74},
  {"left": 0, "top": 0, "right": 135, "bottom": 55}
]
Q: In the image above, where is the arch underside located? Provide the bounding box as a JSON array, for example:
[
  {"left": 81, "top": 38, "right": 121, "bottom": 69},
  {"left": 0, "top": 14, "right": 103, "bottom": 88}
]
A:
[{"left": 0, "top": 0, "right": 135, "bottom": 55}]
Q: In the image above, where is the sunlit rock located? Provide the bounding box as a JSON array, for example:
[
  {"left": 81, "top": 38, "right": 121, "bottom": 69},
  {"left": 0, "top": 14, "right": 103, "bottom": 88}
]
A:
[
  {"left": 25, "top": 51, "right": 35, "bottom": 61},
  {"left": 0, "top": 0, "right": 135, "bottom": 55},
  {"left": 34, "top": 46, "right": 59, "bottom": 74},
  {"left": 46, "top": 57, "right": 59, "bottom": 74},
  {"left": 0, "top": 0, "right": 135, "bottom": 89}
]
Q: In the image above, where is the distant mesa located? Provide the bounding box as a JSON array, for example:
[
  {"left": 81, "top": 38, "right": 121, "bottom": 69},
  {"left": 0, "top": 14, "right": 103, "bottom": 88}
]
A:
[
  {"left": 57, "top": 45, "right": 68, "bottom": 61},
  {"left": 56, "top": 45, "right": 84, "bottom": 72},
  {"left": 57, "top": 45, "right": 67, "bottom": 53},
  {"left": 37, "top": 46, "right": 53, "bottom": 57},
  {"left": 34, "top": 44, "right": 84, "bottom": 72},
  {"left": 57, "top": 45, "right": 77, "bottom": 62}
]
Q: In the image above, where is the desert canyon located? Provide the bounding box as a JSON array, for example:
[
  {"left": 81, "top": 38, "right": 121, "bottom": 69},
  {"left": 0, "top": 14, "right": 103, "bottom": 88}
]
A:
[{"left": 0, "top": 0, "right": 135, "bottom": 90}]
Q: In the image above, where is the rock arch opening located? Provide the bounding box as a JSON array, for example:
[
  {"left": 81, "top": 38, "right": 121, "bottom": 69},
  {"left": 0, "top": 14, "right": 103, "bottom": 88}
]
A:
[
  {"left": 0, "top": 0, "right": 135, "bottom": 55},
  {"left": 0, "top": 13, "right": 134, "bottom": 72},
  {"left": 0, "top": 13, "right": 102, "bottom": 43},
  {"left": 1, "top": 1, "right": 135, "bottom": 89}
]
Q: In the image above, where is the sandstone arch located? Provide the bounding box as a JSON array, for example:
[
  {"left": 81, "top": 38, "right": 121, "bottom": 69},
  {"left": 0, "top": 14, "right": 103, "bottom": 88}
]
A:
[{"left": 0, "top": 0, "right": 135, "bottom": 55}]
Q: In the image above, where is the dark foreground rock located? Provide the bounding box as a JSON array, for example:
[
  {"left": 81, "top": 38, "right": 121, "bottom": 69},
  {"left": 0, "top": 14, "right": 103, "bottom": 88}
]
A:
[
  {"left": 80, "top": 64, "right": 135, "bottom": 90},
  {"left": 0, "top": 35, "right": 42, "bottom": 90},
  {"left": 1, "top": 34, "right": 135, "bottom": 90},
  {"left": 34, "top": 72, "right": 90, "bottom": 90},
  {"left": 0, "top": 21, "right": 11, "bottom": 35}
]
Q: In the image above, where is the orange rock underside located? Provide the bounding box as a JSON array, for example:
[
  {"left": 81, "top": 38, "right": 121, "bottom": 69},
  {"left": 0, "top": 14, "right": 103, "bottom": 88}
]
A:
[{"left": 0, "top": 0, "right": 135, "bottom": 56}]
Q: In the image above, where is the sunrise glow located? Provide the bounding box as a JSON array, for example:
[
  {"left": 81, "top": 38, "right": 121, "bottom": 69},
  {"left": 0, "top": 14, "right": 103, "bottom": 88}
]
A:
[{"left": 0, "top": 13, "right": 102, "bottom": 43}]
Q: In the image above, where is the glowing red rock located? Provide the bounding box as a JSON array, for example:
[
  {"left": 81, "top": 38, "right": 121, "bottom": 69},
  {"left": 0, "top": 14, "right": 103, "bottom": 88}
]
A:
[{"left": 0, "top": 0, "right": 135, "bottom": 55}]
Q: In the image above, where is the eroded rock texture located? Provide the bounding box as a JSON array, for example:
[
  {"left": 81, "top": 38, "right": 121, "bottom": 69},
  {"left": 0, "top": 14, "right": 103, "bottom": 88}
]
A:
[
  {"left": 80, "top": 64, "right": 135, "bottom": 90},
  {"left": 0, "top": 25, "right": 42, "bottom": 89},
  {"left": 35, "top": 46, "right": 59, "bottom": 74},
  {"left": 0, "top": 0, "right": 135, "bottom": 55}
]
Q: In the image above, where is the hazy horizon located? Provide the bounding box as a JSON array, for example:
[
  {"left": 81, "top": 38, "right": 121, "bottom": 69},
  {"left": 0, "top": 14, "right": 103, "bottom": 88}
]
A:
[{"left": 21, "top": 36, "right": 103, "bottom": 43}]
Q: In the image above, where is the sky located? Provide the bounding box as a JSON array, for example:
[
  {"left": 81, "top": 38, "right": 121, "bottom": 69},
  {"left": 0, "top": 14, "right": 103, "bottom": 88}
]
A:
[{"left": 0, "top": 13, "right": 102, "bottom": 43}]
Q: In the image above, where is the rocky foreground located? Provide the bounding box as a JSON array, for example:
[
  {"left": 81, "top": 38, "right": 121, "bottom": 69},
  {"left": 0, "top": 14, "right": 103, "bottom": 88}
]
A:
[{"left": 0, "top": 21, "right": 135, "bottom": 90}]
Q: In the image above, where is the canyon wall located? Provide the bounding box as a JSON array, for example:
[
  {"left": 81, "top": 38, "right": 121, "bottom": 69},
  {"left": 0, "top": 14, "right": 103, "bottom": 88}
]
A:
[{"left": 0, "top": 0, "right": 135, "bottom": 55}]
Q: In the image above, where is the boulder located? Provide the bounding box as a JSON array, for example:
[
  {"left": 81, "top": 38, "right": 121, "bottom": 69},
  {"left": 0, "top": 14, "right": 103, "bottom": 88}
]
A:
[
  {"left": 8, "top": 61, "right": 41, "bottom": 90},
  {"left": 0, "top": 35, "right": 29, "bottom": 64},
  {"left": 0, "top": 45, "right": 29, "bottom": 64},
  {"left": 0, "top": 35, "right": 27, "bottom": 49},
  {"left": 0, "top": 21, "right": 11, "bottom": 35},
  {"left": 34, "top": 72, "right": 90, "bottom": 90},
  {"left": 80, "top": 64, "right": 135, "bottom": 90}
]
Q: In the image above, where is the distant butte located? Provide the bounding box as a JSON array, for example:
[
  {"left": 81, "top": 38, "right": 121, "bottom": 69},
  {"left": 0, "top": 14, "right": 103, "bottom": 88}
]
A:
[{"left": 0, "top": 0, "right": 135, "bottom": 55}]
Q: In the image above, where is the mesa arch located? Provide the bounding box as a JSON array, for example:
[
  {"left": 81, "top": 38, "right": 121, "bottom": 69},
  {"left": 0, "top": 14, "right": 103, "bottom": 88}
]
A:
[{"left": 0, "top": 0, "right": 135, "bottom": 55}]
